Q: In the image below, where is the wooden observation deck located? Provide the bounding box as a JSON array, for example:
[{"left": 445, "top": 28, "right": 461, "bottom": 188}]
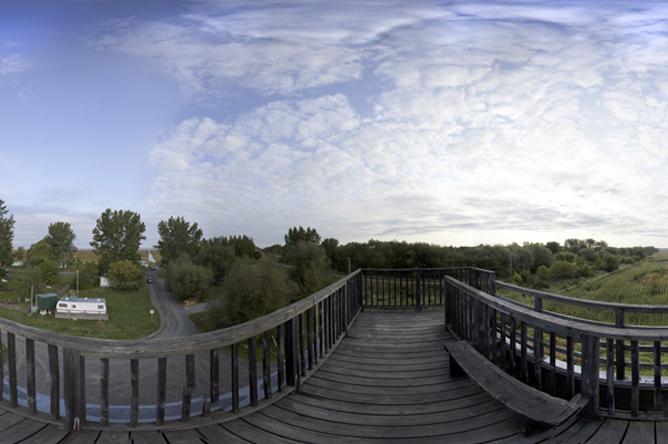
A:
[{"left": 0, "top": 268, "right": 667, "bottom": 443}]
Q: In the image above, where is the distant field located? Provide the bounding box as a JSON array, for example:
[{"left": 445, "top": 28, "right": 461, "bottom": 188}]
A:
[{"left": 500, "top": 251, "right": 668, "bottom": 326}]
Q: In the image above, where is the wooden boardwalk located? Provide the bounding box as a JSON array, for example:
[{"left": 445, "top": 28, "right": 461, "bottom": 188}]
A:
[{"left": 0, "top": 310, "right": 659, "bottom": 444}]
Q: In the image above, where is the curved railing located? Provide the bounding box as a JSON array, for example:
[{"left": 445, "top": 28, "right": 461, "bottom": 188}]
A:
[
  {"left": 0, "top": 270, "right": 363, "bottom": 431},
  {"left": 446, "top": 276, "right": 668, "bottom": 419}
]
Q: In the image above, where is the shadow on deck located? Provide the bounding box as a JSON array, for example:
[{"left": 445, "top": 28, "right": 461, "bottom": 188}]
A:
[{"left": 0, "top": 310, "right": 654, "bottom": 444}]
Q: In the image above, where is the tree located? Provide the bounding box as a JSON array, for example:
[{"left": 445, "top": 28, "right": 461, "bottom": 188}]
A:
[
  {"left": 13, "top": 246, "right": 25, "bottom": 262},
  {"left": 90, "top": 209, "right": 146, "bottom": 273},
  {"left": 210, "top": 259, "right": 296, "bottom": 329},
  {"left": 39, "top": 260, "right": 59, "bottom": 285},
  {"left": 284, "top": 226, "right": 321, "bottom": 248},
  {"left": 46, "top": 222, "right": 77, "bottom": 268},
  {"left": 283, "top": 240, "right": 335, "bottom": 298},
  {"left": 18, "top": 267, "right": 44, "bottom": 302},
  {"left": 107, "top": 260, "right": 144, "bottom": 290},
  {"left": 596, "top": 252, "right": 619, "bottom": 272},
  {"left": 0, "top": 200, "right": 15, "bottom": 266},
  {"left": 155, "top": 216, "right": 203, "bottom": 267},
  {"left": 166, "top": 253, "right": 213, "bottom": 301},
  {"left": 545, "top": 242, "right": 561, "bottom": 255},
  {"left": 195, "top": 237, "right": 236, "bottom": 283},
  {"left": 579, "top": 247, "right": 597, "bottom": 263},
  {"left": 27, "top": 238, "right": 56, "bottom": 267}
]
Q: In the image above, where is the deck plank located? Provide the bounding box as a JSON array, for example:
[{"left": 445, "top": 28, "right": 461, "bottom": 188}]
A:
[{"left": 0, "top": 309, "right": 657, "bottom": 443}]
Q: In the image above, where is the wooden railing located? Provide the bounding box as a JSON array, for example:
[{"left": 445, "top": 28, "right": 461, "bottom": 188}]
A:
[
  {"left": 446, "top": 276, "right": 668, "bottom": 419},
  {"left": 362, "top": 268, "right": 495, "bottom": 309},
  {"left": 0, "top": 270, "right": 363, "bottom": 431}
]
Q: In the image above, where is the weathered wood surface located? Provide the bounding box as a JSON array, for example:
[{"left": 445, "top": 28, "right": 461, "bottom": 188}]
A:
[
  {"left": 0, "top": 310, "right": 659, "bottom": 444},
  {"left": 446, "top": 339, "right": 587, "bottom": 428}
]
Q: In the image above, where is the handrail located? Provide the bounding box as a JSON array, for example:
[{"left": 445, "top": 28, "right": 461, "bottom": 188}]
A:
[
  {"left": 0, "top": 269, "right": 364, "bottom": 430},
  {"left": 446, "top": 275, "right": 668, "bottom": 419},
  {"left": 495, "top": 280, "right": 668, "bottom": 315}
]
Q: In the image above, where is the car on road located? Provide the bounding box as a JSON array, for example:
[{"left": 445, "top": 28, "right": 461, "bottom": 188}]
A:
[{"left": 147, "top": 278, "right": 153, "bottom": 284}]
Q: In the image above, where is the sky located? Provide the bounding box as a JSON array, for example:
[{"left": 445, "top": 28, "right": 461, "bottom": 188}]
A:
[{"left": 2, "top": 0, "right": 668, "bottom": 250}]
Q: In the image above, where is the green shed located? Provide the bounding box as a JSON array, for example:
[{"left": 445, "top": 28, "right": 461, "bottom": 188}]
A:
[{"left": 37, "top": 293, "right": 58, "bottom": 311}]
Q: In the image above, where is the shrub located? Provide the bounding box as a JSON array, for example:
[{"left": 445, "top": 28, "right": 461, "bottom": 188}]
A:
[
  {"left": 550, "top": 261, "right": 579, "bottom": 280},
  {"left": 167, "top": 253, "right": 213, "bottom": 301},
  {"left": 209, "top": 259, "right": 297, "bottom": 329},
  {"left": 107, "top": 260, "right": 144, "bottom": 290}
]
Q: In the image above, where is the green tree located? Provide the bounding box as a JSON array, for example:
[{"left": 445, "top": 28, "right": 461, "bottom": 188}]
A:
[
  {"left": 596, "top": 252, "right": 620, "bottom": 272},
  {"left": 545, "top": 242, "right": 561, "bottom": 255},
  {"left": 46, "top": 222, "right": 77, "bottom": 269},
  {"left": 90, "top": 209, "right": 146, "bottom": 273},
  {"left": 284, "top": 226, "right": 321, "bottom": 248},
  {"left": 18, "top": 267, "right": 44, "bottom": 302},
  {"left": 27, "top": 238, "right": 56, "bottom": 267},
  {"left": 195, "top": 237, "right": 236, "bottom": 283},
  {"left": 283, "top": 240, "right": 335, "bottom": 298},
  {"left": 210, "top": 259, "right": 296, "bottom": 329},
  {"left": 107, "top": 259, "right": 144, "bottom": 290},
  {"left": 579, "top": 247, "right": 597, "bottom": 263},
  {"left": 0, "top": 200, "right": 15, "bottom": 266},
  {"left": 39, "top": 260, "right": 59, "bottom": 285},
  {"left": 155, "top": 216, "right": 203, "bottom": 267},
  {"left": 166, "top": 253, "right": 213, "bottom": 301},
  {"left": 14, "top": 246, "right": 25, "bottom": 262},
  {"left": 71, "top": 262, "right": 98, "bottom": 291}
]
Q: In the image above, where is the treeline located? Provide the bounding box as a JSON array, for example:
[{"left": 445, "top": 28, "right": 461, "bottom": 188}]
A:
[
  {"left": 157, "top": 221, "right": 339, "bottom": 329},
  {"left": 307, "top": 237, "right": 657, "bottom": 290}
]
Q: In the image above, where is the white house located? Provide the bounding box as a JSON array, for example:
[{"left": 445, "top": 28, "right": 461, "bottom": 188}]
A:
[
  {"left": 11, "top": 260, "right": 23, "bottom": 267},
  {"left": 55, "top": 297, "right": 108, "bottom": 321}
]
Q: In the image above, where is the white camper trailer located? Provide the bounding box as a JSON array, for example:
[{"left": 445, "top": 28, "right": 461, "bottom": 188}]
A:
[{"left": 55, "top": 297, "right": 108, "bottom": 321}]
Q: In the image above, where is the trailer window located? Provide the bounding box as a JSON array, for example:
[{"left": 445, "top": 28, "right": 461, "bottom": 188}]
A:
[
  {"left": 58, "top": 303, "right": 67, "bottom": 308},
  {"left": 98, "top": 305, "right": 104, "bottom": 309}
]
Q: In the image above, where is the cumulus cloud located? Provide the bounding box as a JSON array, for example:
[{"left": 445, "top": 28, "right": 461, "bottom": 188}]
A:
[{"left": 136, "top": 1, "right": 668, "bottom": 246}]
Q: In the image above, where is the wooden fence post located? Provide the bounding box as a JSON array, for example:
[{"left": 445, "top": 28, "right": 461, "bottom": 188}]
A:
[{"left": 580, "top": 335, "right": 600, "bottom": 418}]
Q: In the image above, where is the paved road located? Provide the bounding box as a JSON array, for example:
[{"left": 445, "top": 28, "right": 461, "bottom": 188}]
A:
[
  {"left": 4, "top": 270, "right": 251, "bottom": 421},
  {"left": 145, "top": 270, "right": 199, "bottom": 339}
]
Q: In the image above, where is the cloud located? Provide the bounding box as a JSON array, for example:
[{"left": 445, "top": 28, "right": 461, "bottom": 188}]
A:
[
  {"left": 0, "top": 54, "right": 30, "bottom": 76},
  {"left": 132, "top": 1, "right": 668, "bottom": 246}
]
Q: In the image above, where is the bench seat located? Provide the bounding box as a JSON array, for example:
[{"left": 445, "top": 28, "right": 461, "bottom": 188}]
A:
[{"left": 445, "top": 340, "right": 588, "bottom": 428}]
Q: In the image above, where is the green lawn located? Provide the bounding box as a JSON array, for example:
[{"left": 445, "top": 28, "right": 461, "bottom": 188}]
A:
[{"left": 0, "top": 286, "right": 160, "bottom": 339}]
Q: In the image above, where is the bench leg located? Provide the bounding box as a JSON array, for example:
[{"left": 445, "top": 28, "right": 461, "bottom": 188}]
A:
[{"left": 448, "top": 350, "right": 466, "bottom": 378}]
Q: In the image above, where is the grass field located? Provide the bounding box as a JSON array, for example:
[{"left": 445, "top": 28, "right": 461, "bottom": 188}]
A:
[{"left": 0, "top": 284, "right": 160, "bottom": 340}]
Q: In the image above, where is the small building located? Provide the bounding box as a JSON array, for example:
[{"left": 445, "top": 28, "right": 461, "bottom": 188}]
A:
[
  {"left": 55, "top": 297, "right": 108, "bottom": 321},
  {"left": 11, "top": 260, "right": 23, "bottom": 267},
  {"left": 100, "top": 276, "right": 113, "bottom": 289},
  {"left": 37, "top": 293, "right": 58, "bottom": 311}
]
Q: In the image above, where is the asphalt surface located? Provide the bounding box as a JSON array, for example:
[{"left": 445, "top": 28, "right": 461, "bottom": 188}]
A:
[
  {"left": 145, "top": 270, "right": 200, "bottom": 339},
  {"left": 4, "top": 270, "right": 256, "bottom": 420}
]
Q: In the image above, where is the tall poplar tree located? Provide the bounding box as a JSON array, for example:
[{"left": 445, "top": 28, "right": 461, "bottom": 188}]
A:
[{"left": 90, "top": 209, "right": 146, "bottom": 273}]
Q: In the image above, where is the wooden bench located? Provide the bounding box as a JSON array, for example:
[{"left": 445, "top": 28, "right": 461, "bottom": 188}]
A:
[{"left": 445, "top": 340, "right": 589, "bottom": 428}]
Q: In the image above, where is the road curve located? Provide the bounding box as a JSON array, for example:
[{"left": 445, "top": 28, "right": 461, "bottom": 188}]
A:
[{"left": 144, "top": 270, "right": 199, "bottom": 339}]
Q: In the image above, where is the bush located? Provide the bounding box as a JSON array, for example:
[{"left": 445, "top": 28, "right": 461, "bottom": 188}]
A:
[
  {"left": 107, "top": 260, "right": 144, "bottom": 290},
  {"left": 167, "top": 253, "right": 213, "bottom": 301},
  {"left": 39, "top": 260, "right": 59, "bottom": 285},
  {"left": 550, "top": 261, "right": 579, "bottom": 280},
  {"left": 596, "top": 252, "right": 620, "bottom": 272},
  {"left": 209, "top": 259, "right": 297, "bottom": 329}
]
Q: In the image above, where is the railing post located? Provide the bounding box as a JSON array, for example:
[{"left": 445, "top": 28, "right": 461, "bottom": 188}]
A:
[
  {"left": 63, "top": 348, "right": 84, "bottom": 431},
  {"left": 285, "top": 318, "right": 298, "bottom": 388},
  {"left": 580, "top": 335, "right": 600, "bottom": 418},
  {"left": 615, "top": 309, "right": 625, "bottom": 380},
  {"left": 416, "top": 270, "right": 422, "bottom": 311}
]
